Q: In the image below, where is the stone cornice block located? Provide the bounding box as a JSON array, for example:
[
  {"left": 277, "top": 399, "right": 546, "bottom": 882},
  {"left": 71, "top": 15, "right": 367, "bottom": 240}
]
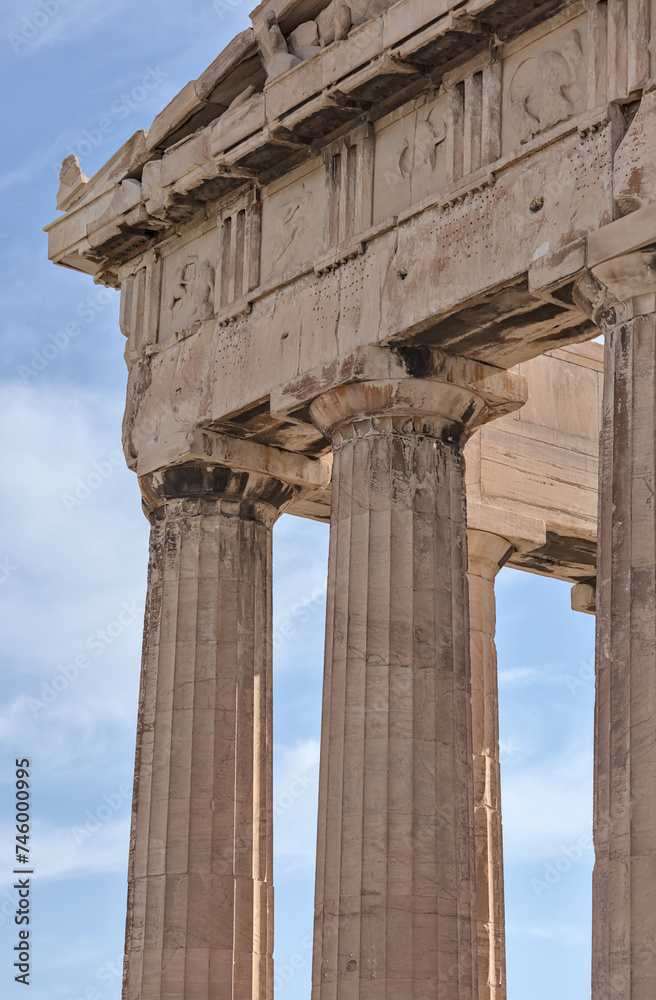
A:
[
  {"left": 382, "top": 0, "right": 455, "bottom": 47},
  {"left": 86, "top": 179, "right": 142, "bottom": 239},
  {"left": 318, "top": 17, "right": 385, "bottom": 87},
  {"left": 209, "top": 93, "right": 267, "bottom": 156},
  {"left": 195, "top": 27, "right": 258, "bottom": 101},
  {"left": 265, "top": 56, "right": 324, "bottom": 122},
  {"left": 395, "top": 10, "right": 493, "bottom": 65},
  {"left": 147, "top": 82, "right": 209, "bottom": 153}
]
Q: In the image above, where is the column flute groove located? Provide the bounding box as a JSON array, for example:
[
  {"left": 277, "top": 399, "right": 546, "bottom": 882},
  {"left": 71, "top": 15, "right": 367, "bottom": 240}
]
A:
[
  {"left": 575, "top": 247, "right": 656, "bottom": 1000},
  {"left": 122, "top": 464, "right": 295, "bottom": 1000},
  {"left": 467, "top": 528, "right": 513, "bottom": 1000},
  {"left": 307, "top": 364, "right": 526, "bottom": 1000}
]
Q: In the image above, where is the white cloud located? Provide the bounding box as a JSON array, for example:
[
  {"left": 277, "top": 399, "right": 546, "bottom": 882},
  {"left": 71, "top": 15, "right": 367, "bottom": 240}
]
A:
[
  {"left": 0, "top": 813, "right": 130, "bottom": 893},
  {"left": 0, "top": 382, "right": 147, "bottom": 667},
  {"left": 498, "top": 665, "right": 574, "bottom": 687},
  {"left": 502, "top": 743, "right": 593, "bottom": 862}
]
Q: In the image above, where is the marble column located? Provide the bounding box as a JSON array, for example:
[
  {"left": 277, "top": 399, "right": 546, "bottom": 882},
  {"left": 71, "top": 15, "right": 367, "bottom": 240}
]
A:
[
  {"left": 467, "top": 530, "right": 513, "bottom": 1000},
  {"left": 308, "top": 368, "right": 525, "bottom": 1000},
  {"left": 122, "top": 463, "right": 295, "bottom": 1000},
  {"left": 575, "top": 250, "right": 656, "bottom": 1000}
]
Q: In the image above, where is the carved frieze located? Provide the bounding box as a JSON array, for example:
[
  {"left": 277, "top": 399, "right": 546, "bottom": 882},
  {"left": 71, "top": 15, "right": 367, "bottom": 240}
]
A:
[
  {"left": 260, "top": 160, "right": 325, "bottom": 282},
  {"left": 168, "top": 258, "right": 215, "bottom": 330},
  {"left": 373, "top": 96, "right": 449, "bottom": 221},
  {"left": 372, "top": 50, "right": 502, "bottom": 223},
  {"left": 504, "top": 22, "right": 587, "bottom": 150},
  {"left": 157, "top": 226, "right": 219, "bottom": 344}
]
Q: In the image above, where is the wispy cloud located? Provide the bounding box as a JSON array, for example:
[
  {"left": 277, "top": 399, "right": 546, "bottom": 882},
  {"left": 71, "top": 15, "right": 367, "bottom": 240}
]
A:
[{"left": 0, "top": 815, "right": 130, "bottom": 891}]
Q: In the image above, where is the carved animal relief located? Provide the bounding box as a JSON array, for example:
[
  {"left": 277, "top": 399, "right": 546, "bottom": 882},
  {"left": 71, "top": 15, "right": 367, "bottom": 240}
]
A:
[
  {"left": 510, "top": 30, "right": 585, "bottom": 143},
  {"left": 398, "top": 107, "right": 448, "bottom": 178}
]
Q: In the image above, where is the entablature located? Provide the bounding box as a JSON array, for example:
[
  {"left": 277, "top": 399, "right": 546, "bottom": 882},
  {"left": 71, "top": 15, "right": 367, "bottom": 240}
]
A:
[{"left": 47, "top": 0, "right": 650, "bottom": 289}]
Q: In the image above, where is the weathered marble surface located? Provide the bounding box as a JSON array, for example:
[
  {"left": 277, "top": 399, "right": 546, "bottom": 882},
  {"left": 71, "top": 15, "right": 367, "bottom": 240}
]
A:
[
  {"left": 124, "top": 469, "right": 295, "bottom": 1000},
  {"left": 44, "top": 0, "right": 656, "bottom": 998},
  {"left": 575, "top": 243, "right": 656, "bottom": 1000}
]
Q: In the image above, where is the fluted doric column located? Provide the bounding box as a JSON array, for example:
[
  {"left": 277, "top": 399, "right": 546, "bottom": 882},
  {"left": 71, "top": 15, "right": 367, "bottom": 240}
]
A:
[
  {"left": 575, "top": 245, "right": 656, "bottom": 1000},
  {"left": 307, "top": 361, "right": 526, "bottom": 1000},
  {"left": 467, "top": 529, "right": 512, "bottom": 1000},
  {"left": 464, "top": 503, "right": 544, "bottom": 1000},
  {"left": 122, "top": 463, "right": 295, "bottom": 1000}
]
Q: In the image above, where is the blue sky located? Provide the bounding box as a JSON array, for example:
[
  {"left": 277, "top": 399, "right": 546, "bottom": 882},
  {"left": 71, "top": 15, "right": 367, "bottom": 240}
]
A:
[{"left": 0, "top": 2, "right": 596, "bottom": 997}]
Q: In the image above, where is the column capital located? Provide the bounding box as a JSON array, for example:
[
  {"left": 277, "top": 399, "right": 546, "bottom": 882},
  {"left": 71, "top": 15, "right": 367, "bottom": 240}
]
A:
[
  {"left": 295, "top": 349, "right": 526, "bottom": 445},
  {"left": 136, "top": 426, "right": 332, "bottom": 522},
  {"left": 574, "top": 248, "right": 656, "bottom": 332},
  {"left": 140, "top": 463, "right": 297, "bottom": 525},
  {"left": 571, "top": 579, "right": 596, "bottom": 615},
  {"left": 466, "top": 528, "right": 514, "bottom": 576},
  {"left": 574, "top": 203, "right": 656, "bottom": 332}
]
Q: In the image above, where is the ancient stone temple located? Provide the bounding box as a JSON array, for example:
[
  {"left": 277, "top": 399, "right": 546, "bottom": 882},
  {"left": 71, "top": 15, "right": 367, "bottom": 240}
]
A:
[{"left": 47, "top": 0, "right": 656, "bottom": 996}]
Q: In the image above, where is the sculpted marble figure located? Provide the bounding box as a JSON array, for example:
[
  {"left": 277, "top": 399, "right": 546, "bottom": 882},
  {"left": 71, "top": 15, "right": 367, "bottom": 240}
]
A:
[
  {"left": 256, "top": 11, "right": 301, "bottom": 82},
  {"left": 335, "top": 0, "right": 397, "bottom": 39}
]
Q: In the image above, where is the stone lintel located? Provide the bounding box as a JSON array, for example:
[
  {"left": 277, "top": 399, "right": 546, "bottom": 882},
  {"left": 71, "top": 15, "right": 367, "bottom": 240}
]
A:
[
  {"left": 571, "top": 579, "right": 596, "bottom": 615},
  {"left": 271, "top": 344, "right": 527, "bottom": 422},
  {"left": 135, "top": 426, "right": 332, "bottom": 491},
  {"left": 467, "top": 502, "right": 546, "bottom": 554},
  {"left": 528, "top": 238, "right": 588, "bottom": 294}
]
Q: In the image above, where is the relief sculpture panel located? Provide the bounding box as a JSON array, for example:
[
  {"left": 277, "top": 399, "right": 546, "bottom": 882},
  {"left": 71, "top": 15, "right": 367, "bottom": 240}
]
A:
[
  {"left": 157, "top": 227, "right": 218, "bottom": 344},
  {"left": 373, "top": 93, "right": 449, "bottom": 223},
  {"left": 260, "top": 159, "right": 325, "bottom": 282},
  {"left": 502, "top": 16, "right": 588, "bottom": 153}
]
